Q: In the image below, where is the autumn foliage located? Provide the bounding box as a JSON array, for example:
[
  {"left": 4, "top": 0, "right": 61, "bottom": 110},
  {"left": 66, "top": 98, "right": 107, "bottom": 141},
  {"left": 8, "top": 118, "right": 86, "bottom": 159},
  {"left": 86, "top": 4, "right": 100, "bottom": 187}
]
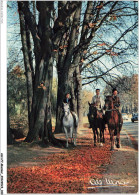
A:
[{"left": 8, "top": 131, "right": 113, "bottom": 193}]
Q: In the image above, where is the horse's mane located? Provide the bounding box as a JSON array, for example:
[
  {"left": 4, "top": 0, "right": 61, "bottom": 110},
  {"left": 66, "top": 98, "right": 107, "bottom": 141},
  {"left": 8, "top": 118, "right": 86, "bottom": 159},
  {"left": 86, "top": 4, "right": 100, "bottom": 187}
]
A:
[
  {"left": 106, "top": 95, "right": 112, "bottom": 99},
  {"left": 105, "top": 96, "right": 113, "bottom": 101}
]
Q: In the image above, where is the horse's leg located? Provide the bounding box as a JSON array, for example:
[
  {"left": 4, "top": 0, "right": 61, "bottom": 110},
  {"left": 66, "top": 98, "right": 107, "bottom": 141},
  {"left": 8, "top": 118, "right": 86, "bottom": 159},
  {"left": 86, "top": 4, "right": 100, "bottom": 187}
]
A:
[
  {"left": 64, "top": 127, "right": 68, "bottom": 148},
  {"left": 109, "top": 129, "right": 114, "bottom": 151},
  {"left": 102, "top": 121, "right": 105, "bottom": 143},
  {"left": 99, "top": 127, "right": 103, "bottom": 146},
  {"left": 70, "top": 126, "right": 73, "bottom": 144},
  {"left": 112, "top": 131, "right": 115, "bottom": 150},
  {"left": 103, "top": 129, "right": 105, "bottom": 143},
  {"left": 102, "top": 121, "right": 105, "bottom": 146},
  {"left": 116, "top": 130, "right": 120, "bottom": 148},
  {"left": 100, "top": 126, "right": 103, "bottom": 143},
  {"left": 93, "top": 128, "right": 97, "bottom": 146},
  {"left": 73, "top": 127, "right": 77, "bottom": 146},
  {"left": 97, "top": 128, "right": 100, "bottom": 143}
]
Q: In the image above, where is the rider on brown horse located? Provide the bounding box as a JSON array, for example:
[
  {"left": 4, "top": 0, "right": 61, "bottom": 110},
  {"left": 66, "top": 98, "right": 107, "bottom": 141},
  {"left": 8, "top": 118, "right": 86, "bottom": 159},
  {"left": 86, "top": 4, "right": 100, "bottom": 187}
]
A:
[
  {"left": 112, "top": 88, "right": 122, "bottom": 125},
  {"left": 104, "top": 88, "right": 123, "bottom": 150},
  {"left": 104, "top": 88, "right": 122, "bottom": 129}
]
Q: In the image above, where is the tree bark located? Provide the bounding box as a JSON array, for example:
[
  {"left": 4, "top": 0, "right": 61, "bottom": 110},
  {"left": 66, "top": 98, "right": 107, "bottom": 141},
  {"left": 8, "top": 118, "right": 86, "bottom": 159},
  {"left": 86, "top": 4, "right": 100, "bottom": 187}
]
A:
[
  {"left": 25, "top": 57, "right": 53, "bottom": 142},
  {"left": 18, "top": 6, "right": 33, "bottom": 130},
  {"left": 68, "top": 56, "right": 83, "bottom": 127},
  {"left": 7, "top": 105, "right": 14, "bottom": 145},
  {"left": 76, "top": 66, "right": 83, "bottom": 127},
  {"left": 55, "top": 70, "right": 70, "bottom": 133},
  {"left": 55, "top": 4, "right": 82, "bottom": 133},
  {"left": 18, "top": 1, "right": 54, "bottom": 143}
]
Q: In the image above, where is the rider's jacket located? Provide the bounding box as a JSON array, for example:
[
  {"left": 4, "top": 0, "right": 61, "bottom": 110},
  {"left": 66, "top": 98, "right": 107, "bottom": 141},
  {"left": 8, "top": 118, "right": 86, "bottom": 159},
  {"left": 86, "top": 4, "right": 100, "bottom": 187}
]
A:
[
  {"left": 112, "top": 95, "right": 120, "bottom": 108},
  {"left": 92, "top": 95, "right": 104, "bottom": 110}
]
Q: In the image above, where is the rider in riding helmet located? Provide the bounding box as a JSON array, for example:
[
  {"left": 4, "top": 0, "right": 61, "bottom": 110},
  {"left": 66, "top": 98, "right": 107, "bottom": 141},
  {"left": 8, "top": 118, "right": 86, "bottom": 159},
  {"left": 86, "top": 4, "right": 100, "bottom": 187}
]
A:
[
  {"left": 112, "top": 88, "right": 122, "bottom": 125},
  {"left": 112, "top": 88, "right": 120, "bottom": 108},
  {"left": 62, "top": 92, "right": 77, "bottom": 127}
]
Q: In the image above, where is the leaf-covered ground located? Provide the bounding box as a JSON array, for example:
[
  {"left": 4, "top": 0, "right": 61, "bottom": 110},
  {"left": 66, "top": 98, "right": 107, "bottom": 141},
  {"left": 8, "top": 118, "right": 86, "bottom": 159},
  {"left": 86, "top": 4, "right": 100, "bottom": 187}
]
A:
[{"left": 7, "top": 131, "right": 113, "bottom": 193}]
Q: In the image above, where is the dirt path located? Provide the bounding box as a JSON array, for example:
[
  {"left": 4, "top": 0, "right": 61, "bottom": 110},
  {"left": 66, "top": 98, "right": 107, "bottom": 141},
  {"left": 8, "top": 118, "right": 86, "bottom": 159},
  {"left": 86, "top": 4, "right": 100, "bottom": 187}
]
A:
[
  {"left": 7, "top": 124, "right": 138, "bottom": 193},
  {"left": 7, "top": 123, "right": 94, "bottom": 168},
  {"left": 94, "top": 129, "right": 138, "bottom": 193},
  {"left": 7, "top": 143, "right": 66, "bottom": 168},
  {"left": 7, "top": 125, "right": 91, "bottom": 168}
]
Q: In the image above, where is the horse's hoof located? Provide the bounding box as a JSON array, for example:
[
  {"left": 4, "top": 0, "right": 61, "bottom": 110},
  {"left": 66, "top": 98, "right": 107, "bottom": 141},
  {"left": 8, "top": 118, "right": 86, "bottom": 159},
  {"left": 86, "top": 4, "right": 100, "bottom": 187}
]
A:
[
  {"left": 94, "top": 144, "right": 97, "bottom": 147},
  {"left": 110, "top": 147, "right": 114, "bottom": 151},
  {"left": 116, "top": 144, "right": 120, "bottom": 148},
  {"left": 100, "top": 143, "right": 103, "bottom": 147}
]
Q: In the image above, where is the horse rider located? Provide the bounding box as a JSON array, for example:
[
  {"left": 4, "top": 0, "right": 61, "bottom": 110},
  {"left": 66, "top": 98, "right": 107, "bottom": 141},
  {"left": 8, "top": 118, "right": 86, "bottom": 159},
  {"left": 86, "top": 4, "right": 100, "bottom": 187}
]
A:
[
  {"left": 62, "top": 93, "right": 77, "bottom": 127},
  {"left": 88, "top": 89, "right": 105, "bottom": 128},
  {"left": 92, "top": 89, "right": 105, "bottom": 110},
  {"left": 63, "top": 93, "right": 73, "bottom": 109},
  {"left": 112, "top": 88, "right": 122, "bottom": 125}
]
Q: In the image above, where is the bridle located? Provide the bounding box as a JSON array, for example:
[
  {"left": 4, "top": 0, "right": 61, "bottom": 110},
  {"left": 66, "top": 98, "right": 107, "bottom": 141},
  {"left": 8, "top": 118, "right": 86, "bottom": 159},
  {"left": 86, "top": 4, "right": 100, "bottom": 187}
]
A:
[
  {"left": 105, "top": 99, "right": 118, "bottom": 113},
  {"left": 105, "top": 98, "right": 115, "bottom": 112}
]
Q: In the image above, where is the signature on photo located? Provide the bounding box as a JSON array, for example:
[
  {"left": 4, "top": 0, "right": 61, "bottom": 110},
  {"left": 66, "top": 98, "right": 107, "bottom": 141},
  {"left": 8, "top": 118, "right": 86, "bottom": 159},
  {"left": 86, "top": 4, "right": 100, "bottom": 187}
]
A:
[{"left": 88, "top": 178, "right": 135, "bottom": 189}]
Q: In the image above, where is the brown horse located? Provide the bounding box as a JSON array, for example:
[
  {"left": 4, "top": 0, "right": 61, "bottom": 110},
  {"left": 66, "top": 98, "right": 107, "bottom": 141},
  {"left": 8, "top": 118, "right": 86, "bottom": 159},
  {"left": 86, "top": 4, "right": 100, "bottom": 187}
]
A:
[
  {"left": 104, "top": 96, "right": 123, "bottom": 151},
  {"left": 88, "top": 102, "right": 105, "bottom": 146}
]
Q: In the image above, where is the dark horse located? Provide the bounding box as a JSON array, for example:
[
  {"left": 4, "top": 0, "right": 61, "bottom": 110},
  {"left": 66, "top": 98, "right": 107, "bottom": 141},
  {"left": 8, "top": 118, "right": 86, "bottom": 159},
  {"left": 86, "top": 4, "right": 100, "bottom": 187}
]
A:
[
  {"left": 88, "top": 102, "right": 105, "bottom": 146},
  {"left": 104, "top": 96, "right": 123, "bottom": 151}
]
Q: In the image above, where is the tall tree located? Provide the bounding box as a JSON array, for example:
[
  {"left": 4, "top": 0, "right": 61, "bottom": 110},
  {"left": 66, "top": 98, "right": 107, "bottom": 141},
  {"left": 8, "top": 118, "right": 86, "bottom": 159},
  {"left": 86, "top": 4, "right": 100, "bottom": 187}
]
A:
[
  {"left": 18, "top": 7, "right": 33, "bottom": 130},
  {"left": 55, "top": 2, "right": 82, "bottom": 132},
  {"left": 7, "top": 105, "right": 14, "bottom": 145},
  {"left": 18, "top": 1, "right": 54, "bottom": 142}
]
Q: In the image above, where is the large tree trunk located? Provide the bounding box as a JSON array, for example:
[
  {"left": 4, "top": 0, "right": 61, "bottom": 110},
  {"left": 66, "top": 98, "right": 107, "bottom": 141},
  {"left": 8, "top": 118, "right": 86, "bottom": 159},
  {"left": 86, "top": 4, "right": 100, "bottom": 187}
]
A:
[
  {"left": 18, "top": 1, "right": 54, "bottom": 143},
  {"left": 25, "top": 57, "right": 53, "bottom": 142},
  {"left": 76, "top": 66, "right": 83, "bottom": 127},
  {"left": 7, "top": 105, "right": 14, "bottom": 145},
  {"left": 18, "top": 6, "right": 33, "bottom": 130},
  {"left": 55, "top": 70, "right": 70, "bottom": 133},
  {"left": 70, "top": 72, "right": 77, "bottom": 113},
  {"left": 69, "top": 65, "right": 83, "bottom": 127},
  {"left": 55, "top": 4, "right": 82, "bottom": 133},
  {"left": 43, "top": 60, "right": 53, "bottom": 142}
]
